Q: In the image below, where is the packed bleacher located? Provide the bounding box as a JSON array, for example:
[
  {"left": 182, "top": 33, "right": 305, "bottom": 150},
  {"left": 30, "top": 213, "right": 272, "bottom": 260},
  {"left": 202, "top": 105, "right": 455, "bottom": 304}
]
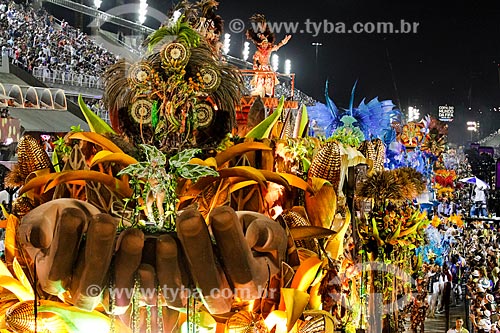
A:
[
  {"left": 82, "top": 97, "right": 109, "bottom": 123},
  {"left": 460, "top": 221, "right": 500, "bottom": 333},
  {"left": 412, "top": 213, "right": 500, "bottom": 333},
  {"left": 0, "top": 0, "right": 116, "bottom": 87}
]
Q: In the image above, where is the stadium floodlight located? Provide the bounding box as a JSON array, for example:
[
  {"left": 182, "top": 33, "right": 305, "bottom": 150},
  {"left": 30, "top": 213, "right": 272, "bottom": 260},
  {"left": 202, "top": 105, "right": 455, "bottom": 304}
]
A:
[
  {"left": 138, "top": 0, "right": 148, "bottom": 24},
  {"left": 271, "top": 54, "right": 279, "bottom": 72},
  {"left": 223, "top": 33, "right": 231, "bottom": 55},
  {"left": 467, "top": 121, "right": 478, "bottom": 132},
  {"left": 242, "top": 42, "right": 250, "bottom": 61},
  {"left": 467, "top": 121, "right": 477, "bottom": 131},
  {"left": 284, "top": 59, "right": 291, "bottom": 74},
  {"left": 408, "top": 106, "right": 420, "bottom": 122},
  {"left": 467, "top": 121, "right": 478, "bottom": 141}
]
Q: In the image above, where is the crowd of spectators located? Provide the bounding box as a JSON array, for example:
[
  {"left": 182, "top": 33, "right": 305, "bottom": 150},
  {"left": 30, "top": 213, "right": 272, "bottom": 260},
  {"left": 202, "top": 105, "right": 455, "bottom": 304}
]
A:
[
  {"left": 0, "top": 0, "right": 116, "bottom": 86},
  {"left": 83, "top": 97, "right": 109, "bottom": 123},
  {"left": 409, "top": 219, "right": 500, "bottom": 333},
  {"left": 460, "top": 222, "right": 500, "bottom": 333},
  {"left": 1, "top": 0, "right": 317, "bottom": 107}
]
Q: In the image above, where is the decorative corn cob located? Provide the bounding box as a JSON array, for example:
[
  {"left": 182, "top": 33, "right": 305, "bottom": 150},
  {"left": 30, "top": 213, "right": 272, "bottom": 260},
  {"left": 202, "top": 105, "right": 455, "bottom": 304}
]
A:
[
  {"left": 11, "top": 196, "right": 34, "bottom": 218},
  {"left": 358, "top": 139, "right": 386, "bottom": 172},
  {"left": 308, "top": 141, "right": 342, "bottom": 189},
  {"left": 298, "top": 313, "right": 334, "bottom": 332},
  {"left": 372, "top": 138, "right": 386, "bottom": 172},
  {"left": 5, "top": 135, "right": 53, "bottom": 216},
  {"left": 5, "top": 301, "right": 47, "bottom": 332},
  {"left": 281, "top": 109, "right": 294, "bottom": 139},
  {"left": 6, "top": 300, "right": 115, "bottom": 332},
  {"left": 358, "top": 140, "right": 376, "bottom": 164},
  {"left": 4, "top": 135, "right": 53, "bottom": 189},
  {"left": 282, "top": 210, "right": 317, "bottom": 252},
  {"left": 226, "top": 310, "right": 267, "bottom": 333},
  {"left": 16, "top": 135, "right": 53, "bottom": 180}
]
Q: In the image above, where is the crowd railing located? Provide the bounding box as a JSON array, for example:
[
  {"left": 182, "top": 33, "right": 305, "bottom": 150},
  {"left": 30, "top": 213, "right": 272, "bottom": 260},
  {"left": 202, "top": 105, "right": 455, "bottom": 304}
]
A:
[{"left": 32, "top": 67, "right": 104, "bottom": 89}]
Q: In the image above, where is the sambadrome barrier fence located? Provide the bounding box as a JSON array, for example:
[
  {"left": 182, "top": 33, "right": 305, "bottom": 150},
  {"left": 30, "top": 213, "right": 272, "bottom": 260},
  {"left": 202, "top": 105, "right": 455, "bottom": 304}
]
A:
[{"left": 31, "top": 67, "right": 104, "bottom": 90}]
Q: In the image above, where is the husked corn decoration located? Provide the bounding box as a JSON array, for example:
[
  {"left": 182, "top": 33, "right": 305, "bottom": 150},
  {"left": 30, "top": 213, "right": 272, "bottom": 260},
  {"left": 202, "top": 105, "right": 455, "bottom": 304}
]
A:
[
  {"left": 17, "top": 135, "right": 53, "bottom": 179},
  {"left": 11, "top": 197, "right": 35, "bottom": 218},
  {"left": 282, "top": 210, "right": 317, "bottom": 252},
  {"left": 308, "top": 141, "right": 341, "bottom": 189}
]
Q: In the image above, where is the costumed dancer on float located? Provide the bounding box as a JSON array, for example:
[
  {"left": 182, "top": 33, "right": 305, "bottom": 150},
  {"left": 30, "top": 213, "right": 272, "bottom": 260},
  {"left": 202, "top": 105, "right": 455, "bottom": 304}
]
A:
[{"left": 246, "top": 14, "right": 291, "bottom": 97}]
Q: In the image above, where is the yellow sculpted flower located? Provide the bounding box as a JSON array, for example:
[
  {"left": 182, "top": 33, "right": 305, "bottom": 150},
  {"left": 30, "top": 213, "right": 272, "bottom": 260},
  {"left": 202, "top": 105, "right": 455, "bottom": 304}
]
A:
[
  {"left": 431, "top": 215, "right": 441, "bottom": 227},
  {"left": 449, "top": 214, "right": 464, "bottom": 228}
]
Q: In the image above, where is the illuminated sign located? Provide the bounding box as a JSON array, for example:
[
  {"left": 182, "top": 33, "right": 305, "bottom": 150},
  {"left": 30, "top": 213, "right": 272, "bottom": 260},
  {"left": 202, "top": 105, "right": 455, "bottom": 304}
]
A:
[{"left": 438, "top": 105, "right": 454, "bottom": 122}]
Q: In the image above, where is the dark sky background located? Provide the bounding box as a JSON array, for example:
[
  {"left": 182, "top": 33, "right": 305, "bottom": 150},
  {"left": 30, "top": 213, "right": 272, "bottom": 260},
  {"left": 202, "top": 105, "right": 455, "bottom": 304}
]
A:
[
  {"left": 205, "top": 0, "right": 500, "bottom": 145},
  {"left": 56, "top": 0, "right": 500, "bottom": 145}
]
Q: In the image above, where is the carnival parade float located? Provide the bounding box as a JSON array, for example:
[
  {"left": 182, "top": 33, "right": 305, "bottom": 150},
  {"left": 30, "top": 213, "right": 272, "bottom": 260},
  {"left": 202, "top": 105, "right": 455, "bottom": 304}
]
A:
[{"left": 0, "top": 2, "right": 459, "bottom": 332}]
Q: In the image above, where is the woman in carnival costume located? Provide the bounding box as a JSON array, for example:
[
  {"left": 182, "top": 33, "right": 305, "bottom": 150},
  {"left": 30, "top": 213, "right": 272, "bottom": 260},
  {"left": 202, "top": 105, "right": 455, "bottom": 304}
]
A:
[{"left": 246, "top": 14, "right": 291, "bottom": 97}]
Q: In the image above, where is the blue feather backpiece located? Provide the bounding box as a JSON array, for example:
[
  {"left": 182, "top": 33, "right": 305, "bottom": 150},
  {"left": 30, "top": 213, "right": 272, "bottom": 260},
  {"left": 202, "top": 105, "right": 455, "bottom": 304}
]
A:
[
  {"left": 307, "top": 102, "right": 333, "bottom": 137},
  {"left": 307, "top": 81, "right": 401, "bottom": 142}
]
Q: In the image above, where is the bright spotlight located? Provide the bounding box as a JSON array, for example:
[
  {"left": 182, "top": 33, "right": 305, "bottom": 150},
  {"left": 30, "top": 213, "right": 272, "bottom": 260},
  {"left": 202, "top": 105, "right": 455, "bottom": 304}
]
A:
[
  {"left": 408, "top": 106, "right": 420, "bottom": 122},
  {"left": 223, "top": 33, "right": 231, "bottom": 55},
  {"left": 242, "top": 42, "right": 250, "bottom": 61},
  {"left": 284, "top": 59, "right": 291, "bottom": 74},
  {"left": 271, "top": 54, "right": 279, "bottom": 72},
  {"left": 138, "top": 0, "right": 148, "bottom": 24}
]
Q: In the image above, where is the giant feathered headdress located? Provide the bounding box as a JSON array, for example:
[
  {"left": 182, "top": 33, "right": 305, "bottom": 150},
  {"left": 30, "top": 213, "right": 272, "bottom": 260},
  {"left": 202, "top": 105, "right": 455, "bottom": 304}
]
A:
[
  {"left": 167, "top": 1, "right": 224, "bottom": 38},
  {"left": 246, "top": 14, "right": 276, "bottom": 46},
  {"left": 103, "top": 8, "right": 244, "bottom": 152}
]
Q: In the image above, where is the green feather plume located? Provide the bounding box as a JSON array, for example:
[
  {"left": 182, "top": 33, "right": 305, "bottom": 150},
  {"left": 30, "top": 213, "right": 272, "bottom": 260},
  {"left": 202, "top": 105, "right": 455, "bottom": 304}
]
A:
[{"left": 147, "top": 16, "right": 201, "bottom": 51}]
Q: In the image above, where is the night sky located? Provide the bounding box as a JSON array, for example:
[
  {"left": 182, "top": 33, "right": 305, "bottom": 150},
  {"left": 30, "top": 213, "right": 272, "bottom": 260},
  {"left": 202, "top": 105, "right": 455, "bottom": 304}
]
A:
[
  {"left": 57, "top": 0, "right": 500, "bottom": 144},
  {"left": 207, "top": 0, "right": 500, "bottom": 145}
]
